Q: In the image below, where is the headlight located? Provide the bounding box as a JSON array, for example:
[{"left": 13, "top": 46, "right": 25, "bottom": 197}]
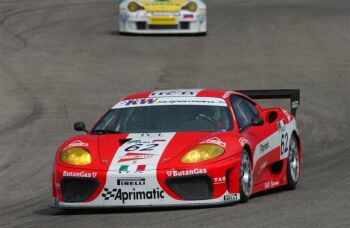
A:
[
  {"left": 181, "top": 145, "right": 224, "bottom": 163},
  {"left": 60, "top": 148, "right": 91, "bottom": 165},
  {"left": 182, "top": 2, "right": 198, "bottom": 12},
  {"left": 128, "top": 2, "right": 144, "bottom": 12}
]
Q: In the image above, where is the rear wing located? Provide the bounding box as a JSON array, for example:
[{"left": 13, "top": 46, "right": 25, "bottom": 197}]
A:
[{"left": 236, "top": 89, "right": 300, "bottom": 116}]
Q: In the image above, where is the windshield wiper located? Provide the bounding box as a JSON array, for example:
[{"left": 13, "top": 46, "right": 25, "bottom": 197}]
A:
[{"left": 92, "top": 129, "right": 124, "bottom": 135}]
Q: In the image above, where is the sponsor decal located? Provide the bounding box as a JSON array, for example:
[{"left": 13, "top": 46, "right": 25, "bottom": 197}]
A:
[
  {"left": 239, "top": 137, "right": 249, "bottom": 147},
  {"left": 136, "top": 164, "right": 146, "bottom": 173},
  {"left": 112, "top": 97, "right": 227, "bottom": 109},
  {"left": 264, "top": 180, "right": 280, "bottom": 189},
  {"left": 264, "top": 181, "right": 270, "bottom": 189},
  {"left": 166, "top": 168, "right": 207, "bottom": 177},
  {"left": 127, "top": 140, "right": 142, "bottom": 144},
  {"left": 63, "top": 171, "right": 97, "bottom": 178},
  {"left": 183, "top": 14, "right": 193, "bottom": 19},
  {"left": 154, "top": 98, "right": 226, "bottom": 106},
  {"left": 259, "top": 142, "right": 270, "bottom": 155},
  {"left": 119, "top": 165, "right": 129, "bottom": 173},
  {"left": 118, "top": 152, "right": 155, "bottom": 163},
  {"left": 118, "top": 164, "right": 146, "bottom": 173},
  {"left": 126, "top": 139, "right": 164, "bottom": 145},
  {"left": 224, "top": 194, "right": 239, "bottom": 201},
  {"left": 116, "top": 178, "right": 146, "bottom": 186},
  {"left": 149, "top": 89, "right": 201, "bottom": 97},
  {"left": 63, "top": 140, "right": 88, "bottom": 150},
  {"left": 213, "top": 176, "right": 226, "bottom": 185},
  {"left": 200, "top": 137, "right": 226, "bottom": 148},
  {"left": 125, "top": 98, "right": 158, "bottom": 106},
  {"left": 271, "top": 180, "right": 279, "bottom": 187},
  {"left": 102, "top": 187, "right": 164, "bottom": 203},
  {"left": 140, "top": 133, "right": 163, "bottom": 137},
  {"left": 277, "top": 119, "right": 287, "bottom": 133}
]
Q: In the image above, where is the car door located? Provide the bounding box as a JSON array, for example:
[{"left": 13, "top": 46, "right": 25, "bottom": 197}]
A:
[{"left": 229, "top": 95, "right": 272, "bottom": 185}]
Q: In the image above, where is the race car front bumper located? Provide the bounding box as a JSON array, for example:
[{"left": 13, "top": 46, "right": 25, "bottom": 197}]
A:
[
  {"left": 53, "top": 157, "right": 241, "bottom": 208},
  {"left": 118, "top": 11, "right": 207, "bottom": 34}
]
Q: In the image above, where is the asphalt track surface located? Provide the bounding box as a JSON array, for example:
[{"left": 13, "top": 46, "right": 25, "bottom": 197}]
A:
[{"left": 0, "top": 0, "right": 350, "bottom": 227}]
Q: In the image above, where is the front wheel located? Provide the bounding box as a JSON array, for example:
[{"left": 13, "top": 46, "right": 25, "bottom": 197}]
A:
[
  {"left": 240, "top": 149, "right": 253, "bottom": 203},
  {"left": 285, "top": 134, "right": 300, "bottom": 190}
]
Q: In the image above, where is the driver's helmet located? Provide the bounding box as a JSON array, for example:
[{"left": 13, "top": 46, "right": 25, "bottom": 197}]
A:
[{"left": 197, "top": 106, "right": 222, "bottom": 122}]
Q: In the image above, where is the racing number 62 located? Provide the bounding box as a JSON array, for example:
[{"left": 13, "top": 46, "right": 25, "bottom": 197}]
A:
[
  {"left": 125, "top": 143, "right": 159, "bottom": 152},
  {"left": 280, "top": 133, "right": 289, "bottom": 157}
]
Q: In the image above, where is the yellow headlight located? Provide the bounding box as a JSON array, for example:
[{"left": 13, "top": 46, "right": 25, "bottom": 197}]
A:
[
  {"left": 181, "top": 145, "right": 224, "bottom": 163},
  {"left": 60, "top": 148, "right": 91, "bottom": 165},
  {"left": 182, "top": 2, "right": 198, "bottom": 12},
  {"left": 128, "top": 2, "right": 141, "bottom": 12}
]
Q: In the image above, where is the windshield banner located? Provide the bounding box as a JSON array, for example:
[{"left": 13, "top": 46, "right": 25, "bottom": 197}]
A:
[{"left": 112, "top": 97, "right": 227, "bottom": 109}]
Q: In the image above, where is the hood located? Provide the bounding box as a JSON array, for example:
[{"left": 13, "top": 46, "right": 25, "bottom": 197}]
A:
[{"left": 98, "top": 131, "right": 238, "bottom": 172}]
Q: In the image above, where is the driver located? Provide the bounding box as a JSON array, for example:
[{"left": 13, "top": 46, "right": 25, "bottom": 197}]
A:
[{"left": 196, "top": 107, "right": 224, "bottom": 129}]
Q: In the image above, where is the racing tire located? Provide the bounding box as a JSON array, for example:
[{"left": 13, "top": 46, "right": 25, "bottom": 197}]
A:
[
  {"left": 285, "top": 134, "right": 299, "bottom": 190},
  {"left": 239, "top": 149, "right": 253, "bottom": 203}
]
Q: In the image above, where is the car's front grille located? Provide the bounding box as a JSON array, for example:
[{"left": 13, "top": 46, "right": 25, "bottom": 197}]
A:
[
  {"left": 148, "top": 25, "right": 178, "bottom": 30},
  {"left": 136, "top": 22, "right": 147, "bottom": 30},
  {"left": 61, "top": 177, "right": 99, "bottom": 202},
  {"left": 165, "top": 175, "right": 213, "bottom": 200}
]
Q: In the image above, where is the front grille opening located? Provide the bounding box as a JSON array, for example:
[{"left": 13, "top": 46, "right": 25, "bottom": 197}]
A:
[
  {"left": 136, "top": 22, "right": 146, "bottom": 30},
  {"left": 180, "top": 22, "right": 190, "bottom": 30},
  {"left": 149, "top": 25, "right": 178, "bottom": 30},
  {"left": 166, "top": 175, "right": 213, "bottom": 200},
  {"left": 61, "top": 177, "right": 99, "bottom": 202}
]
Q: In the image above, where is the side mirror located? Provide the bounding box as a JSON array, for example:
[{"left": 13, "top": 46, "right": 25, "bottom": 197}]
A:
[
  {"left": 251, "top": 117, "right": 264, "bottom": 126},
  {"left": 74, "top": 122, "right": 88, "bottom": 132}
]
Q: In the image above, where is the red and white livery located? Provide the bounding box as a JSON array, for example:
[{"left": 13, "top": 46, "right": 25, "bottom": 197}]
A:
[{"left": 52, "top": 89, "right": 302, "bottom": 208}]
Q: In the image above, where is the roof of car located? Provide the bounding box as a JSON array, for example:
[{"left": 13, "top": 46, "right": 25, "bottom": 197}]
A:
[{"left": 124, "top": 89, "right": 236, "bottom": 100}]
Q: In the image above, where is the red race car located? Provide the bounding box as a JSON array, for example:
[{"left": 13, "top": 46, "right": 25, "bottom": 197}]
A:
[{"left": 52, "top": 89, "right": 301, "bottom": 208}]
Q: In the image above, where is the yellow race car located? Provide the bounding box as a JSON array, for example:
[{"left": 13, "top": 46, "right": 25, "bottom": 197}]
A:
[{"left": 118, "top": 0, "right": 207, "bottom": 34}]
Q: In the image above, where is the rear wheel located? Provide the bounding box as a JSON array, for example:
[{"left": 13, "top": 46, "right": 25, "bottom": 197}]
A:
[
  {"left": 240, "top": 149, "right": 252, "bottom": 203},
  {"left": 286, "top": 135, "right": 299, "bottom": 190}
]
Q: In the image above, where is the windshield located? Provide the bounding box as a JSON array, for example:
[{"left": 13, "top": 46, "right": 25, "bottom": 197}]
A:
[{"left": 92, "top": 105, "right": 233, "bottom": 133}]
